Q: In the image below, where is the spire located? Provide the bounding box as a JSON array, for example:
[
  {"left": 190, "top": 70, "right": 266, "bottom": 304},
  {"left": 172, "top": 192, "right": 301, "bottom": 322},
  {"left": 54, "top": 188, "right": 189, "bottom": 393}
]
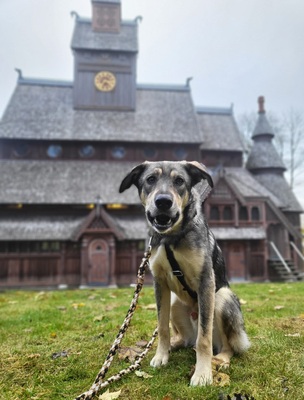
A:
[
  {"left": 246, "top": 97, "right": 302, "bottom": 212},
  {"left": 246, "top": 96, "right": 286, "bottom": 173},
  {"left": 251, "top": 96, "right": 275, "bottom": 139}
]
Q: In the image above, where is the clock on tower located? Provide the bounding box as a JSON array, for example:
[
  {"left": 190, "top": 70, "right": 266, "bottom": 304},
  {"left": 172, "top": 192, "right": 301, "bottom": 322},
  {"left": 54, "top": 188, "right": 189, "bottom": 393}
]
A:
[{"left": 72, "top": 0, "right": 138, "bottom": 111}]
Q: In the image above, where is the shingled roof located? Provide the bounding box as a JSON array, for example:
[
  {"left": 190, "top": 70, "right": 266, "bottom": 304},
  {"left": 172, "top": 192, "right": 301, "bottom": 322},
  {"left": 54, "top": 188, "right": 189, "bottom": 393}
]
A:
[
  {"left": 246, "top": 140, "right": 286, "bottom": 171},
  {"left": 224, "top": 167, "right": 283, "bottom": 207},
  {"left": 252, "top": 173, "right": 303, "bottom": 212},
  {"left": 0, "top": 213, "right": 85, "bottom": 241},
  {"left": 0, "top": 160, "right": 139, "bottom": 205},
  {"left": 196, "top": 107, "right": 245, "bottom": 151},
  {"left": 0, "top": 80, "right": 200, "bottom": 143}
]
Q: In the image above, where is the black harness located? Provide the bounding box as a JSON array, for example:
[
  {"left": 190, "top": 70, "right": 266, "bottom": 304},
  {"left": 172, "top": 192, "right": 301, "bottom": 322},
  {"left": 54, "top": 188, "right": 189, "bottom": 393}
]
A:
[{"left": 164, "top": 244, "right": 198, "bottom": 301}]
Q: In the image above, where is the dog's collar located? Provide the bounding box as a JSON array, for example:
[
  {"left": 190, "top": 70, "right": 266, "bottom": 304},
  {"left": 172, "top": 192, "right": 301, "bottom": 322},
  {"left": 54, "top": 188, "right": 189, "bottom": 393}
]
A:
[{"left": 164, "top": 244, "right": 198, "bottom": 301}]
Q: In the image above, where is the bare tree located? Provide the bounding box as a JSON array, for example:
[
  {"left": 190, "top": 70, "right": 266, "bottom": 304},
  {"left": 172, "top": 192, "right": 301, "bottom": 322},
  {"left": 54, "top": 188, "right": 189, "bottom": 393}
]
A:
[{"left": 282, "top": 109, "right": 304, "bottom": 189}]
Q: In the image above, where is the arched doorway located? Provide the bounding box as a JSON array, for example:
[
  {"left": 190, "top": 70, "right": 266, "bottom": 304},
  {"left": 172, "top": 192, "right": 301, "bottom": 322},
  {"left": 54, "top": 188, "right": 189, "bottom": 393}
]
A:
[
  {"left": 88, "top": 239, "right": 109, "bottom": 284},
  {"left": 228, "top": 241, "right": 246, "bottom": 281}
]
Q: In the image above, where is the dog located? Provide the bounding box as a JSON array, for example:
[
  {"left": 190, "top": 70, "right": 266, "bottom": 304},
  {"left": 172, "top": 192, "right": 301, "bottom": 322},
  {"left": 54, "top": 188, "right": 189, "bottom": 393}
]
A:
[{"left": 119, "top": 161, "right": 250, "bottom": 386}]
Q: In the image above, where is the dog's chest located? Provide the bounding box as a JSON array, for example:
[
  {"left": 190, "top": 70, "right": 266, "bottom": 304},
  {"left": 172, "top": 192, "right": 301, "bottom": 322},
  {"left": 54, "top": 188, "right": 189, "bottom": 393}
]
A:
[{"left": 149, "top": 244, "right": 204, "bottom": 300}]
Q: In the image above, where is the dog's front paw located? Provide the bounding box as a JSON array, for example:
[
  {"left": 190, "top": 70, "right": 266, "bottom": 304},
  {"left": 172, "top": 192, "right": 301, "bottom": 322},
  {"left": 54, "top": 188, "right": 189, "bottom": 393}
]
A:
[
  {"left": 150, "top": 351, "right": 169, "bottom": 367},
  {"left": 190, "top": 368, "right": 213, "bottom": 386}
]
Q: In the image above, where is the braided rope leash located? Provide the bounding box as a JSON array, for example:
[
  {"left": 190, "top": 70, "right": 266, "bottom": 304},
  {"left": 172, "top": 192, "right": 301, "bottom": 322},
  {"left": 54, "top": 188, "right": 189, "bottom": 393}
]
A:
[{"left": 74, "top": 239, "right": 157, "bottom": 400}]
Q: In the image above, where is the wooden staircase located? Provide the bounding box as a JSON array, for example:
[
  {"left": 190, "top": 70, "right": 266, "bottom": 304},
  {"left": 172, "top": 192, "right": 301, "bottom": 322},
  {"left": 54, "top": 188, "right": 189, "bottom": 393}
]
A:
[{"left": 268, "top": 259, "right": 304, "bottom": 282}]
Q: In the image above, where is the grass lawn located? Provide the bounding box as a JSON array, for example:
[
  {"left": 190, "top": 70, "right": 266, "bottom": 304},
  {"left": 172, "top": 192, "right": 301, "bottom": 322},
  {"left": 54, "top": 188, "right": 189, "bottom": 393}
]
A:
[{"left": 0, "top": 282, "right": 303, "bottom": 400}]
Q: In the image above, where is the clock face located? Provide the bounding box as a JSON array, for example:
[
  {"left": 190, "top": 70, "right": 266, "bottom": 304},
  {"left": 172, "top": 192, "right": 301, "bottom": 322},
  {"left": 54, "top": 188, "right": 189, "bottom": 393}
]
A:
[{"left": 94, "top": 71, "right": 116, "bottom": 92}]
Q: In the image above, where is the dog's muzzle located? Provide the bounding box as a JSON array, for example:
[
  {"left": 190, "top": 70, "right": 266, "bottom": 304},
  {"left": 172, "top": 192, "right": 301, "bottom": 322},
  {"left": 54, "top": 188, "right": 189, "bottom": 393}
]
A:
[{"left": 147, "top": 194, "right": 180, "bottom": 232}]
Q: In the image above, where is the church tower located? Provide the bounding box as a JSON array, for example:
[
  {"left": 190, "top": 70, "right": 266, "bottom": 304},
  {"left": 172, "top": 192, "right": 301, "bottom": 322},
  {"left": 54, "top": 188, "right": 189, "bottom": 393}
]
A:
[
  {"left": 246, "top": 96, "right": 302, "bottom": 214},
  {"left": 71, "top": 0, "right": 138, "bottom": 111},
  {"left": 246, "top": 96, "right": 286, "bottom": 175}
]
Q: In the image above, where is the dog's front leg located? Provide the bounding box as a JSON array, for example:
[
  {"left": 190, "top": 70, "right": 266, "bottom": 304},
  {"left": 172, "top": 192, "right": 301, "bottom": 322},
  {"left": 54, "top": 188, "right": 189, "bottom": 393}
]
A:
[
  {"left": 190, "top": 265, "right": 215, "bottom": 386},
  {"left": 150, "top": 279, "right": 171, "bottom": 367}
]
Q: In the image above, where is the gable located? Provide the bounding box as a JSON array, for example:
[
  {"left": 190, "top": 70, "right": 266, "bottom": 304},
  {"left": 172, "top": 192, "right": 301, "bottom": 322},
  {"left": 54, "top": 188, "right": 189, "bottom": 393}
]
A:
[{"left": 73, "top": 205, "right": 124, "bottom": 240}]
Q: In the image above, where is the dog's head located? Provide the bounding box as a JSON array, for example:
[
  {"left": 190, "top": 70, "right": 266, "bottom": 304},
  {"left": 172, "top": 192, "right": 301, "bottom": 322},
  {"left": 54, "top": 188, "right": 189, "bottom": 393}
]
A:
[{"left": 119, "top": 161, "right": 213, "bottom": 234}]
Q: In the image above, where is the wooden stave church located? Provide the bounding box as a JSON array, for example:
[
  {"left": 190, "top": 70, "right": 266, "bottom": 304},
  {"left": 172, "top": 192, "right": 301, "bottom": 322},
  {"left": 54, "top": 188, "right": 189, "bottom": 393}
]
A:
[{"left": 0, "top": 0, "right": 303, "bottom": 288}]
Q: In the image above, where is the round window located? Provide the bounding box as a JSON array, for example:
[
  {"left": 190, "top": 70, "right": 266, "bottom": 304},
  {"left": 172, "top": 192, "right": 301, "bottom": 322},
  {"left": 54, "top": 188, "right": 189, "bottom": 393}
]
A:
[
  {"left": 174, "top": 147, "right": 188, "bottom": 160},
  {"left": 79, "top": 145, "right": 95, "bottom": 158},
  {"left": 143, "top": 147, "right": 157, "bottom": 159},
  {"left": 47, "top": 144, "right": 63, "bottom": 158},
  {"left": 13, "top": 143, "right": 30, "bottom": 158},
  {"left": 112, "top": 146, "right": 126, "bottom": 159}
]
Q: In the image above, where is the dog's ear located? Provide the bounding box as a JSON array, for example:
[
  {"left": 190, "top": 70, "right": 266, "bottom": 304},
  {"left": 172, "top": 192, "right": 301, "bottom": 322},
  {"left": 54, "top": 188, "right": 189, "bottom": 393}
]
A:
[
  {"left": 183, "top": 161, "right": 213, "bottom": 188},
  {"left": 119, "top": 163, "right": 147, "bottom": 193}
]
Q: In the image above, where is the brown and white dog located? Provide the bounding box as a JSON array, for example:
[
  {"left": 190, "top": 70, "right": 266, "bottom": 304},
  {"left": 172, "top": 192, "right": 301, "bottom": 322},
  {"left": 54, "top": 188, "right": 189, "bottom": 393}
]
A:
[{"left": 119, "top": 161, "right": 250, "bottom": 386}]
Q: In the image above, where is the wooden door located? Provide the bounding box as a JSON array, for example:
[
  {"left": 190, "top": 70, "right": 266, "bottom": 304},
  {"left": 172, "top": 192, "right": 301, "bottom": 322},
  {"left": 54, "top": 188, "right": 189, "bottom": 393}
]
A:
[
  {"left": 88, "top": 239, "right": 109, "bottom": 284},
  {"left": 228, "top": 242, "right": 246, "bottom": 281}
]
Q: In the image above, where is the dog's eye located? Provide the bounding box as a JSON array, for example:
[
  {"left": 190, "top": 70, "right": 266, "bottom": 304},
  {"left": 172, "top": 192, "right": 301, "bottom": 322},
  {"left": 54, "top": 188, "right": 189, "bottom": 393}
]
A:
[
  {"left": 146, "top": 175, "right": 156, "bottom": 185},
  {"left": 175, "top": 177, "right": 184, "bottom": 186}
]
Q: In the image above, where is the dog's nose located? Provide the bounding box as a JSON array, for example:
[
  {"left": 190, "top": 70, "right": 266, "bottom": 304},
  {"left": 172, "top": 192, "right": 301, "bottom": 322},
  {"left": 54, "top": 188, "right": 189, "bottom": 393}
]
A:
[{"left": 155, "top": 194, "right": 173, "bottom": 210}]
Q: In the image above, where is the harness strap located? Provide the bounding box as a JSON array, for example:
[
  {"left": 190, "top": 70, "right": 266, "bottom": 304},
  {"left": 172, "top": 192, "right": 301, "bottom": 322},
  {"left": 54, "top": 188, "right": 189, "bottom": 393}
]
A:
[{"left": 164, "top": 244, "right": 198, "bottom": 301}]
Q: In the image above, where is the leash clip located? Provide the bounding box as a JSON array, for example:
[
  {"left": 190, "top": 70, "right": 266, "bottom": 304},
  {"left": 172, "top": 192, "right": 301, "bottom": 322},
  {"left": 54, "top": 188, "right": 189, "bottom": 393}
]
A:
[{"left": 172, "top": 270, "right": 184, "bottom": 277}]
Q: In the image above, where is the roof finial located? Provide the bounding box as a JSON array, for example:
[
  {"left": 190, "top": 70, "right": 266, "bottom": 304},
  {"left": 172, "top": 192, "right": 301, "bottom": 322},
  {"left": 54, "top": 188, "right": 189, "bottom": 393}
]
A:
[
  {"left": 258, "top": 96, "right": 265, "bottom": 114},
  {"left": 186, "top": 77, "right": 193, "bottom": 87},
  {"left": 95, "top": 195, "right": 102, "bottom": 217},
  {"left": 15, "top": 68, "right": 23, "bottom": 80},
  {"left": 134, "top": 16, "right": 143, "bottom": 24},
  {"left": 70, "top": 11, "right": 80, "bottom": 20}
]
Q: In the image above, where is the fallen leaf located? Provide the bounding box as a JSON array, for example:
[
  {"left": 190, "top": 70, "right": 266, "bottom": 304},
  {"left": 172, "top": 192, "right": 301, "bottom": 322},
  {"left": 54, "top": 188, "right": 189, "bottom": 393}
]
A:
[
  {"left": 57, "top": 306, "right": 67, "bottom": 311},
  {"left": 93, "top": 315, "right": 104, "bottom": 322},
  {"left": 118, "top": 346, "right": 142, "bottom": 362},
  {"left": 285, "top": 333, "right": 300, "bottom": 337},
  {"left": 27, "top": 353, "right": 41, "bottom": 359},
  {"left": 99, "top": 389, "right": 121, "bottom": 399},
  {"left": 34, "top": 291, "right": 47, "bottom": 301},
  {"left": 135, "top": 370, "right": 153, "bottom": 379},
  {"left": 136, "top": 340, "right": 148, "bottom": 348},
  {"left": 72, "top": 303, "right": 85, "bottom": 309},
  {"left": 50, "top": 332, "right": 57, "bottom": 339},
  {"left": 239, "top": 299, "right": 247, "bottom": 305},
  {"left": 213, "top": 370, "right": 230, "bottom": 387},
  {"left": 274, "top": 305, "right": 284, "bottom": 310},
  {"left": 142, "top": 303, "right": 157, "bottom": 310}
]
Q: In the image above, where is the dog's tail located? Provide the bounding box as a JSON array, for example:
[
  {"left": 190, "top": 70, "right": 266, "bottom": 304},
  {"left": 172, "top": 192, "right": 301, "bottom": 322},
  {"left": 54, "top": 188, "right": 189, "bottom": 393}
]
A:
[{"left": 215, "top": 287, "right": 251, "bottom": 354}]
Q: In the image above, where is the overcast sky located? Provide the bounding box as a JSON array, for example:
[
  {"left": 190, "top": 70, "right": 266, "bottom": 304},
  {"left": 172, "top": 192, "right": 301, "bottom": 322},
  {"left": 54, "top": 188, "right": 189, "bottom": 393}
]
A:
[{"left": 1, "top": 0, "right": 304, "bottom": 204}]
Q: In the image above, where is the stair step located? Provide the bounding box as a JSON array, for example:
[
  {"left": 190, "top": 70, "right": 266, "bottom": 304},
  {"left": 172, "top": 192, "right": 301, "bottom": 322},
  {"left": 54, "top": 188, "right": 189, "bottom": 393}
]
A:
[{"left": 268, "top": 259, "right": 299, "bottom": 282}]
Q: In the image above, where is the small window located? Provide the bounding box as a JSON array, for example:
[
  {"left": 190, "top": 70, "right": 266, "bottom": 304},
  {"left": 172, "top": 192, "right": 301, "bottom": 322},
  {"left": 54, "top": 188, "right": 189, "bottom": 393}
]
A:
[
  {"left": 112, "top": 146, "right": 126, "bottom": 159},
  {"left": 47, "top": 144, "right": 63, "bottom": 158},
  {"left": 210, "top": 206, "right": 220, "bottom": 220},
  {"left": 13, "top": 143, "right": 30, "bottom": 158},
  {"left": 174, "top": 147, "right": 188, "bottom": 160},
  {"left": 143, "top": 147, "right": 157, "bottom": 159},
  {"left": 223, "top": 206, "right": 233, "bottom": 220},
  {"left": 251, "top": 206, "right": 260, "bottom": 221},
  {"left": 79, "top": 145, "right": 95, "bottom": 158},
  {"left": 239, "top": 206, "right": 248, "bottom": 221}
]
